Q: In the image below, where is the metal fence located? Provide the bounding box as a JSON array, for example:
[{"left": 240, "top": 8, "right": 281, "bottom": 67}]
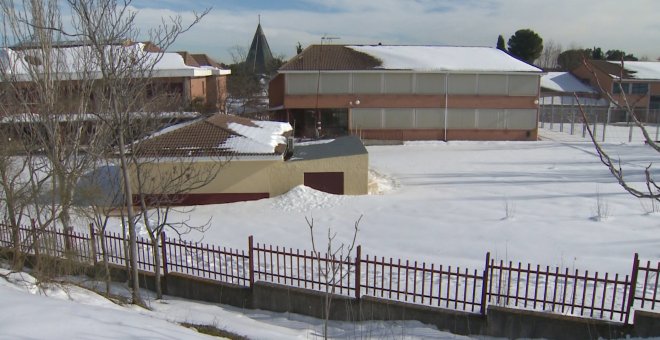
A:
[
  {"left": 539, "top": 104, "right": 660, "bottom": 143},
  {"left": 0, "top": 222, "right": 658, "bottom": 324}
]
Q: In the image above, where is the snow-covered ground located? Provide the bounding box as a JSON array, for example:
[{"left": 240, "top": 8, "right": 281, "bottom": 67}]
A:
[
  {"left": 5, "top": 126, "right": 660, "bottom": 339},
  {"left": 118, "top": 127, "right": 660, "bottom": 278},
  {"left": 0, "top": 267, "right": 475, "bottom": 339}
]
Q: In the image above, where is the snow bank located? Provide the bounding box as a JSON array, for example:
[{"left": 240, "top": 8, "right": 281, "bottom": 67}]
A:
[{"left": 271, "top": 185, "right": 345, "bottom": 212}]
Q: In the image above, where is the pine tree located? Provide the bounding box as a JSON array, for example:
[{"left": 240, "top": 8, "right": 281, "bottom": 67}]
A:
[
  {"left": 507, "top": 29, "right": 543, "bottom": 64},
  {"left": 496, "top": 35, "right": 506, "bottom": 52}
]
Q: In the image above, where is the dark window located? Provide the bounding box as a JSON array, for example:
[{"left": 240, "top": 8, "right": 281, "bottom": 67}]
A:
[
  {"left": 631, "top": 83, "right": 649, "bottom": 94},
  {"left": 612, "top": 82, "right": 629, "bottom": 94}
]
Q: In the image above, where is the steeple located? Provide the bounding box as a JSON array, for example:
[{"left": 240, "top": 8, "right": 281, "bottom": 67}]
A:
[{"left": 246, "top": 18, "right": 273, "bottom": 75}]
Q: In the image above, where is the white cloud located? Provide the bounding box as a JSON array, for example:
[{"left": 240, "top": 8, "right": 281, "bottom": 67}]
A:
[{"left": 129, "top": 0, "right": 660, "bottom": 63}]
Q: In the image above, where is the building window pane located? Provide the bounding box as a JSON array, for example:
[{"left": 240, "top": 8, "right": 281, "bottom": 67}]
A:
[
  {"left": 353, "top": 73, "right": 381, "bottom": 94},
  {"left": 416, "top": 74, "right": 446, "bottom": 94},
  {"left": 447, "top": 74, "right": 477, "bottom": 95},
  {"left": 477, "top": 75, "right": 508, "bottom": 95},
  {"left": 384, "top": 74, "right": 413, "bottom": 94},
  {"left": 415, "top": 108, "right": 445, "bottom": 128},
  {"left": 320, "top": 73, "right": 350, "bottom": 94},
  {"left": 287, "top": 73, "right": 319, "bottom": 94},
  {"left": 351, "top": 108, "right": 382, "bottom": 129},
  {"left": 508, "top": 75, "right": 538, "bottom": 96},
  {"left": 384, "top": 108, "right": 414, "bottom": 128},
  {"left": 632, "top": 83, "right": 649, "bottom": 94}
]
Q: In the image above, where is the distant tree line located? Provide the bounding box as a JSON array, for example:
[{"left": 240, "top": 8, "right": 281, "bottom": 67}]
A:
[{"left": 496, "top": 29, "right": 643, "bottom": 71}]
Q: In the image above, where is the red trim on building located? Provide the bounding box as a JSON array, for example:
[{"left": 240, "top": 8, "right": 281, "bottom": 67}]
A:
[{"left": 134, "top": 193, "right": 270, "bottom": 206}]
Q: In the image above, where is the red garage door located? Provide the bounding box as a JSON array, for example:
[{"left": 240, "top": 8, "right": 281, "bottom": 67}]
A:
[{"left": 304, "top": 172, "right": 344, "bottom": 195}]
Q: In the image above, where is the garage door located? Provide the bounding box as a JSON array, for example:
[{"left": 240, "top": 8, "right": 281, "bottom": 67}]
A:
[{"left": 304, "top": 172, "right": 344, "bottom": 195}]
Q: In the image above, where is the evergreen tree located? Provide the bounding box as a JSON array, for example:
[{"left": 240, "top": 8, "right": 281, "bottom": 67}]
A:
[
  {"left": 605, "top": 49, "right": 638, "bottom": 61},
  {"left": 496, "top": 35, "right": 506, "bottom": 52},
  {"left": 507, "top": 29, "right": 543, "bottom": 64},
  {"left": 296, "top": 42, "right": 303, "bottom": 55}
]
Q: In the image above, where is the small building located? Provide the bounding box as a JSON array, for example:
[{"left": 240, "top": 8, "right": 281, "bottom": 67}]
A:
[
  {"left": 269, "top": 44, "right": 543, "bottom": 141},
  {"left": 539, "top": 72, "right": 609, "bottom": 127},
  {"left": 129, "top": 114, "right": 368, "bottom": 205},
  {"left": 572, "top": 60, "right": 660, "bottom": 121}
]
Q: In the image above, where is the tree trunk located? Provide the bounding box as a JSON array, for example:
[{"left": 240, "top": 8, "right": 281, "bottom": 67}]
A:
[{"left": 118, "top": 132, "right": 142, "bottom": 305}]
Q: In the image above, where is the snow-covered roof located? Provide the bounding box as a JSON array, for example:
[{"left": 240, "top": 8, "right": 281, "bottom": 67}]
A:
[
  {"left": 135, "top": 114, "right": 292, "bottom": 158},
  {"left": 0, "top": 43, "right": 225, "bottom": 81},
  {"left": 220, "top": 121, "right": 292, "bottom": 154},
  {"left": 541, "top": 72, "right": 596, "bottom": 93},
  {"left": 346, "top": 45, "right": 542, "bottom": 73},
  {"left": 611, "top": 61, "right": 660, "bottom": 80}
]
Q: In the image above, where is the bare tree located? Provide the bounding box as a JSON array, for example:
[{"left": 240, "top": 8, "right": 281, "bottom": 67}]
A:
[
  {"left": 578, "top": 60, "right": 660, "bottom": 206},
  {"left": 1, "top": 0, "right": 210, "bottom": 303},
  {"left": 129, "top": 142, "right": 227, "bottom": 299},
  {"left": 536, "top": 39, "right": 562, "bottom": 69},
  {"left": 306, "top": 216, "right": 361, "bottom": 339},
  {"left": 0, "top": 0, "right": 102, "bottom": 275}
]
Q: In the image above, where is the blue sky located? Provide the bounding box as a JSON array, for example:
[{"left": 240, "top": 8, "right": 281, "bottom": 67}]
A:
[{"left": 130, "top": 0, "right": 660, "bottom": 63}]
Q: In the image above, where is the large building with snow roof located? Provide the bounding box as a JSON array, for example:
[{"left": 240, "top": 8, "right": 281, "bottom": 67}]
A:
[
  {"left": 0, "top": 41, "right": 231, "bottom": 114},
  {"left": 572, "top": 60, "right": 660, "bottom": 121},
  {"left": 269, "top": 44, "right": 543, "bottom": 141},
  {"left": 127, "top": 114, "right": 368, "bottom": 205}
]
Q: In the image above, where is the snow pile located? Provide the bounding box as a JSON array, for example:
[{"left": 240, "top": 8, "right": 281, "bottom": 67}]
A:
[
  {"left": 368, "top": 169, "right": 397, "bottom": 194},
  {"left": 271, "top": 185, "right": 345, "bottom": 212},
  {"left": 347, "top": 45, "right": 541, "bottom": 72},
  {"left": 221, "top": 121, "right": 292, "bottom": 154}
]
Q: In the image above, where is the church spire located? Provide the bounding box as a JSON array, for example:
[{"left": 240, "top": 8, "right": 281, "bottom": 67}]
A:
[{"left": 246, "top": 17, "right": 273, "bottom": 75}]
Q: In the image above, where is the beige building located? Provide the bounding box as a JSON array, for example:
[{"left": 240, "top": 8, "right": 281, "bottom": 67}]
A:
[
  {"left": 130, "top": 114, "right": 368, "bottom": 205},
  {"left": 270, "top": 45, "right": 543, "bottom": 141}
]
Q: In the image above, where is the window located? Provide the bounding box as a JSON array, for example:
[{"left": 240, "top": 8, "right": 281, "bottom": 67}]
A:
[
  {"left": 631, "top": 83, "right": 649, "bottom": 94},
  {"left": 612, "top": 82, "right": 630, "bottom": 94}
]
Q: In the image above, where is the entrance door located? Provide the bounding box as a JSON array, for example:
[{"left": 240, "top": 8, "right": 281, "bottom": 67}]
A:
[{"left": 304, "top": 172, "right": 344, "bottom": 195}]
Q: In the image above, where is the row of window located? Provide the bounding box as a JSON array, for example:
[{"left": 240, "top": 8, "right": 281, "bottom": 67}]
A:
[
  {"left": 612, "top": 82, "right": 649, "bottom": 95},
  {"left": 286, "top": 72, "right": 539, "bottom": 96},
  {"left": 350, "top": 108, "right": 537, "bottom": 130}
]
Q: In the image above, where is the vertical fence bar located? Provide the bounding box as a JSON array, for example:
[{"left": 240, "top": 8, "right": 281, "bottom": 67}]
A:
[
  {"left": 480, "top": 252, "right": 490, "bottom": 315},
  {"left": 354, "top": 245, "right": 361, "bottom": 300},
  {"left": 625, "top": 253, "right": 640, "bottom": 324},
  {"left": 248, "top": 236, "right": 255, "bottom": 287}
]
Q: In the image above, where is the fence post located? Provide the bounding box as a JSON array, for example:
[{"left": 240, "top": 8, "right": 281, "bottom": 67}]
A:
[
  {"left": 625, "top": 253, "right": 640, "bottom": 325},
  {"left": 480, "top": 252, "right": 491, "bottom": 316},
  {"left": 89, "top": 223, "right": 97, "bottom": 265},
  {"left": 160, "top": 231, "right": 169, "bottom": 294},
  {"left": 30, "top": 219, "right": 40, "bottom": 259},
  {"left": 248, "top": 235, "right": 255, "bottom": 287},
  {"left": 355, "top": 245, "right": 361, "bottom": 300}
]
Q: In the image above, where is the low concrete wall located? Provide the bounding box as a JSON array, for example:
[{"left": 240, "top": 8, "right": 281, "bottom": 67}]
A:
[
  {"left": 634, "top": 310, "right": 660, "bottom": 338},
  {"left": 486, "top": 305, "right": 631, "bottom": 340},
  {"left": 359, "top": 296, "right": 486, "bottom": 337}
]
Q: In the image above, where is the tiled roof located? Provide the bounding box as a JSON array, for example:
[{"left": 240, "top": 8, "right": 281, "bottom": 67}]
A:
[
  {"left": 133, "top": 114, "right": 290, "bottom": 158},
  {"left": 280, "top": 45, "right": 382, "bottom": 71},
  {"left": 590, "top": 60, "right": 634, "bottom": 79}
]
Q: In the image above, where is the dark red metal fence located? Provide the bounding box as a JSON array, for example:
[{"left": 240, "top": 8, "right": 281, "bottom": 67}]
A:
[
  {"left": 0, "top": 222, "right": 658, "bottom": 324},
  {"left": 361, "top": 253, "right": 485, "bottom": 313},
  {"left": 487, "top": 259, "right": 630, "bottom": 322},
  {"left": 250, "top": 236, "right": 357, "bottom": 297}
]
